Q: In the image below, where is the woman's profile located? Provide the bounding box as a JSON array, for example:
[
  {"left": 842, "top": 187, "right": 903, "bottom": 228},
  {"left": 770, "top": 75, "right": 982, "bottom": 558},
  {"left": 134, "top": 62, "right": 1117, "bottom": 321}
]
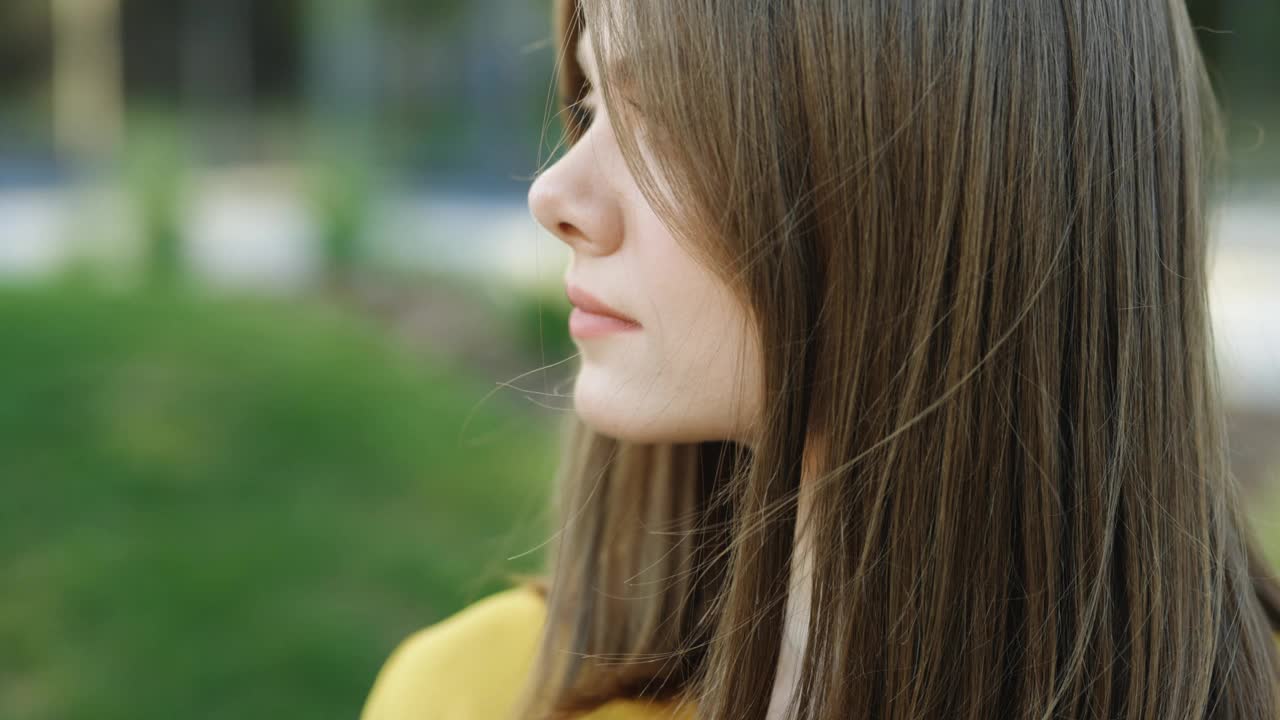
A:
[{"left": 362, "top": 1, "right": 1280, "bottom": 718}]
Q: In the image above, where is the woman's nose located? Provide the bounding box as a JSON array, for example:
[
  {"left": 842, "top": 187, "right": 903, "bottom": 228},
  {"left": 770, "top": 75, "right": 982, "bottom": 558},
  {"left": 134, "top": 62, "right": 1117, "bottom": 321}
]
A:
[{"left": 527, "top": 143, "right": 622, "bottom": 257}]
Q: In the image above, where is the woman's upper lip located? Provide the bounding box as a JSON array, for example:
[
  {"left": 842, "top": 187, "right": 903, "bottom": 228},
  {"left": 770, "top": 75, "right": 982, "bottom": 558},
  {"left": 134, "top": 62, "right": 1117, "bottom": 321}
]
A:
[{"left": 565, "top": 284, "right": 640, "bottom": 325}]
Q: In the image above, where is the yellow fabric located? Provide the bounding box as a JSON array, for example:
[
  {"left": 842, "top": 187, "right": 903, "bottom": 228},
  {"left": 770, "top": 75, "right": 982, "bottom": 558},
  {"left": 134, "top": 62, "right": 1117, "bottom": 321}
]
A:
[
  {"left": 361, "top": 585, "right": 1280, "bottom": 719},
  {"left": 359, "top": 586, "right": 697, "bottom": 720}
]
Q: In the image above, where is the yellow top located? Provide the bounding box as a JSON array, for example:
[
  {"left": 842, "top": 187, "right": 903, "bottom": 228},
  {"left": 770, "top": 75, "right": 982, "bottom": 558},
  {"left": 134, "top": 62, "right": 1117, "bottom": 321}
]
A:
[
  {"left": 361, "top": 585, "right": 1280, "bottom": 720},
  {"left": 358, "top": 585, "right": 697, "bottom": 720}
]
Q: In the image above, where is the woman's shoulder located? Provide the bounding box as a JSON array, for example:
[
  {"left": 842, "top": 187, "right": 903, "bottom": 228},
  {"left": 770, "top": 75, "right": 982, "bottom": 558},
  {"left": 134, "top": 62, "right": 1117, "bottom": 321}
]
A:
[
  {"left": 359, "top": 584, "right": 698, "bottom": 720},
  {"left": 359, "top": 584, "right": 547, "bottom": 720}
]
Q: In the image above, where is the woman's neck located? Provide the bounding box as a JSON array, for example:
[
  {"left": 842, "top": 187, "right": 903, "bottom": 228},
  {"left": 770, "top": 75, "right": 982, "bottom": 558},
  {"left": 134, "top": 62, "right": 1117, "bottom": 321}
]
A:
[{"left": 765, "top": 439, "right": 820, "bottom": 719}]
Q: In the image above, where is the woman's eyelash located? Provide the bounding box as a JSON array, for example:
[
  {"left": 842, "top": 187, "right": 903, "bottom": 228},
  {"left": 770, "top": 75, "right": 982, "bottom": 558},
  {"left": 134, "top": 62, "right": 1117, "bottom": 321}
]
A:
[
  {"left": 571, "top": 99, "right": 595, "bottom": 127},
  {"left": 570, "top": 86, "right": 597, "bottom": 127},
  {"left": 569, "top": 85, "right": 640, "bottom": 130}
]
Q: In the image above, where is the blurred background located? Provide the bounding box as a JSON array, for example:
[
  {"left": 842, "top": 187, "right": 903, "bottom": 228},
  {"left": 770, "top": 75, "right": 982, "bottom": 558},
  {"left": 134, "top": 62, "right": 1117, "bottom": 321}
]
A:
[{"left": 0, "top": 1, "right": 1275, "bottom": 718}]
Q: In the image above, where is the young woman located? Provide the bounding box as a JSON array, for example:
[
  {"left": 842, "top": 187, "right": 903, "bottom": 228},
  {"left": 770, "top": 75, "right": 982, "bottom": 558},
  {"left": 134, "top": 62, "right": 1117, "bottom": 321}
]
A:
[{"left": 361, "top": 1, "right": 1280, "bottom": 718}]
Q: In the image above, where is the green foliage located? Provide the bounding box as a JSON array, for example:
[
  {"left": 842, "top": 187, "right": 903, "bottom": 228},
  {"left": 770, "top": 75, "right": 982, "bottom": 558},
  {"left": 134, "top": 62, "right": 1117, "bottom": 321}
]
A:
[
  {"left": 507, "top": 285, "right": 576, "bottom": 369},
  {"left": 0, "top": 285, "right": 555, "bottom": 720}
]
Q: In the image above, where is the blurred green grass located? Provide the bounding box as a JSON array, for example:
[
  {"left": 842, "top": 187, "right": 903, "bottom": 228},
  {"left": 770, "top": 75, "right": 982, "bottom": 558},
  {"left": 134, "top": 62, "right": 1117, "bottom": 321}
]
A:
[{"left": 0, "top": 284, "right": 557, "bottom": 720}]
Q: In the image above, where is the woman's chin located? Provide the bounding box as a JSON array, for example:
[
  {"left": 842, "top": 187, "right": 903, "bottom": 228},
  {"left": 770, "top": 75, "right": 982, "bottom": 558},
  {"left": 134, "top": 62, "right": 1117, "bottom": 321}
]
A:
[
  {"left": 572, "top": 368, "right": 740, "bottom": 445},
  {"left": 571, "top": 366, "right": 650, "bottom": 441}
]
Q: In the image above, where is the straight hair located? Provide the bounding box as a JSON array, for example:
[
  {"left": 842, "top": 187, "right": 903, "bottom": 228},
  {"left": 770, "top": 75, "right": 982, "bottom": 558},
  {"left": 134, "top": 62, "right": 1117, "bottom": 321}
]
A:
[{"left": 512, "top": 1, "right": 1280, "bottom": 718}]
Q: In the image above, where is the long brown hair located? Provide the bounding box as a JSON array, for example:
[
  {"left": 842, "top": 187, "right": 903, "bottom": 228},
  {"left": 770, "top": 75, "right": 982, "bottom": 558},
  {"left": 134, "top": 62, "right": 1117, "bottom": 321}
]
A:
[{"left": 512, "top": 1, "right": 1280, "bottom": 718}]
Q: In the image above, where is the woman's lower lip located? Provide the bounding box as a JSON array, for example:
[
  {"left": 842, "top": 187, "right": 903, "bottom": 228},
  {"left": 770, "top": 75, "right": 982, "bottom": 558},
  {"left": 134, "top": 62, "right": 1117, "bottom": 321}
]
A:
[{"left": 569, "top": 307, "right": 642, "bottom": 339}]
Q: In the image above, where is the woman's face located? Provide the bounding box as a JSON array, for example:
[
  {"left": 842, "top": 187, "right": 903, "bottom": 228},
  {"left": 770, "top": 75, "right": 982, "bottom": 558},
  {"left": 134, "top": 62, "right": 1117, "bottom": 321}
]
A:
[{"left": 528, "top": 27, "right": 762, "bottom": 446}]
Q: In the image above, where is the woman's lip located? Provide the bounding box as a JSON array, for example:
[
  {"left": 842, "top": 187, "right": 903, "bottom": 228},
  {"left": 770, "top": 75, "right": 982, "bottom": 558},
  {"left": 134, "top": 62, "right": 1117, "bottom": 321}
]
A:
[
  {"left": 564, "top": 283, "right": 640, "bottom": 325},
  {"left": 568, "top": 307, "right": 642, "bottom": 339}
]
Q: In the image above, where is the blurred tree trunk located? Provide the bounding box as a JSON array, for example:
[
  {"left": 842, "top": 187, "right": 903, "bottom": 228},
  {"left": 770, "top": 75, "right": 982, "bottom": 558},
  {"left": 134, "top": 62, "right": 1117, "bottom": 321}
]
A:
[
  {"left": 181, "top": 0, "right": 252, "bottom": 156},
  {"left": 51, "top": 0, "right": 123, "bottom": 163},
  {"left": 303, "top": 0, "right": 377, "bottom": 137}
]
